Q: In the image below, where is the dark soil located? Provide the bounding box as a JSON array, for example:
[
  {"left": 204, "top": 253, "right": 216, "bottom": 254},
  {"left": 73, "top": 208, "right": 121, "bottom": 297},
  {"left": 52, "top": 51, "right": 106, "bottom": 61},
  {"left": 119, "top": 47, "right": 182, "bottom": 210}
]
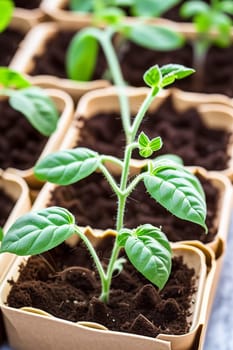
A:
[
  {"left": 48, "top": 172, "right": 219, "bottom": 244},
  {"left": 0, "top": 100, "right": 48, "bottom": 170},
  {"left": 0, "top": 188, "right": 15, "bottom": 228},
  {"left": 0, "top": 28, "right": 24, "bottom": 66},
  {"left": 29, "top": 28, "right": 233, "bottom": 97},
  {"left": 7, "top": 235, "right": 196, "bottom": 337},
  {"left": 77, "top": 95, "right": 232, "bottom": 171},
  {"left": 13, "top": 0, "right": 41, "bottom": 9}
]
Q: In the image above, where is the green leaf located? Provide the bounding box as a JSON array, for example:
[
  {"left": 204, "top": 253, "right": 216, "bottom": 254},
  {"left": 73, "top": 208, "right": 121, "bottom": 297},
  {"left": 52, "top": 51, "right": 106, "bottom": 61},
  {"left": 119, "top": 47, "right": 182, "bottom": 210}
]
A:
[
  {"left": 119, "top": 224, "right": 172, "bottom": 289},
  {"left": 160, "top": 64, "right": 195, "bottom": 87},
  {"left": 0, "top": 68, "right": 31, "bottom": 89},
  {"left": 34, "top": 148, "right": 100, "bottom": 185},
  {"left": 0, "top": 0, "right": 14, "bottom": 32},
  {"left": 66, "top": 31, "right": 99, "bottom": 81},
  {"left": 144, "top": 165, "right": 207, "bottom": 231},
  {"left": 132, "top": 0, "right": 181, "bottom": 17},
  {"left": 217, "top": 1, "right": 233, "bottom": 15},
  {"left": 0, "top": 207, "right": 75, "bottom": 256},
  {"left": 95, "top": 7, "right": 125, "bottom": 24},
  {"left": 138, "top": 132, "right": 163, "bottom": 158},
  {"left": 0, "top": 227, "right": 4, "bottom": 241},
  {"left": 9, "top": 87, "right": 59, "bottom": 136},
  {"left": 143, "top": 65, "right": 162, "bottom": 89},
  {"left": 180, "top": 1, "right": 209, "bottom": 19},
  {"left": 122, "top": 24, "right": 184, "bottom": 51},
  {"left": 70, "top": 0, "right": 93, "bottom": 12}
]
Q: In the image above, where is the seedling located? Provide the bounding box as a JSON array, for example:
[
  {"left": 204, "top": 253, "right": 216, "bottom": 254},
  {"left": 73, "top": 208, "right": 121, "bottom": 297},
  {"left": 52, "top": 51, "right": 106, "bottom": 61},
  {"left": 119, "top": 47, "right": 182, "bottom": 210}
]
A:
[
  {"left": 66, "top": 9, "right": 184, "bottom": 143},
  {"left": 0, "top": 0, "right": 14, "bottom": 33},
  {"left": 180, "top": 0, "right": 233, "bottom": 89},
  {"left": 0, "top": 64, "right": 207, "bottom": 304},
  {"left": 0, "top": 67, "right": 59, "bottom": 136},
  {"left": 69, "top": 0, "right": 181, "bottom": 18}
]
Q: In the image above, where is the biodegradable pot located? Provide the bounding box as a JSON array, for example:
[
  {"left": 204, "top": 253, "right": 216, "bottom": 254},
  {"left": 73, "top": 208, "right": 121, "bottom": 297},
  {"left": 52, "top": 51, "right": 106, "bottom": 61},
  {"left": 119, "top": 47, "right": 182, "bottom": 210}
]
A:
[
  {"left": 62, "top": 87, "right": 233, "bottom": 178},
  {"left": 0, "top": 225, "right": 214, "bottom": 350},
  {"left": 0, "top": 13, "right": 35, "bottom": 67},
  {"left": 3, "top": 88, "right": 74, "bottom": 189},
  {"left": 9, "top": 22, "right": 110, "bottom": 102},
  {"left": 0, "top": 171, "right": 31, "bottom": 284}
]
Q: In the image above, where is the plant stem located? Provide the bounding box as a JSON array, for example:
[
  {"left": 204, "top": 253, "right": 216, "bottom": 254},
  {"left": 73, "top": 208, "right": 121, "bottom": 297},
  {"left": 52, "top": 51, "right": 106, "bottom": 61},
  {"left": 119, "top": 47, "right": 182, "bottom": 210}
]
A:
[
  {"left": 74, "top": 225, "right": 107, "bottom": 293},
  {"left": 98, "top": 28, "right": 131, "bottom": 143},
  {"left": 130, "top": 89, "right": 156, "bottom": 141},
  {"left": 192, "top": 39, "right": 208, "bottom": 91}
]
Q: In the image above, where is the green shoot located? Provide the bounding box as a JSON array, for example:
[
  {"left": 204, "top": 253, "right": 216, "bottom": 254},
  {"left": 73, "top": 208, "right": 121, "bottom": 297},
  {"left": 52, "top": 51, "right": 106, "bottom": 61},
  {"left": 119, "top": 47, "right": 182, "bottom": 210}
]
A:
[
  {"left": 0, "top": 64, "right": 207, "bottom": 304},
  {"left": 0, "top": 68, "right": 59, "bottom": 136},
  {"left": 180, "top": 0, "right": 233, "bottom": 89},
  {"left": 0, "top": 0, "right": 14, "bottom": 33}
]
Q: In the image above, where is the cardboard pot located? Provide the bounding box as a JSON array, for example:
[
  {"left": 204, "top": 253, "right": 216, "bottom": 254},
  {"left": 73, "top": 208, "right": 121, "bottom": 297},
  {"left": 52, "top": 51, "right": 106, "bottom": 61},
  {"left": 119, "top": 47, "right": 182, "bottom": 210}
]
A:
[
  {"left": 9, "top": 22, "right": 110, "bottom": 102},
  {"left": 0, "top": 171, "right": 31, "bottom": 284},
  {"left": 0, "top": 225, "right": 214, "bottom": 350},
  {"left": 62, "top": 87, "right": 233, "bottom": 178},
  {"left": 13, "top": 0, "right": 48, "bottom": 23},
  {"left": 3, "top": 88, "right": 74, "bottom": 189}
]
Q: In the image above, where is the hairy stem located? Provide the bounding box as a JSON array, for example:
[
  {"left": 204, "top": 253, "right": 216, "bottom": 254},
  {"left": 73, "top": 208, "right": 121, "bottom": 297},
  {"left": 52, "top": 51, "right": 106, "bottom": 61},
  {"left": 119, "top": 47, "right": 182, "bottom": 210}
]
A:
[{"left": 192, "top": 39, "right": 209, "bottom": 91}]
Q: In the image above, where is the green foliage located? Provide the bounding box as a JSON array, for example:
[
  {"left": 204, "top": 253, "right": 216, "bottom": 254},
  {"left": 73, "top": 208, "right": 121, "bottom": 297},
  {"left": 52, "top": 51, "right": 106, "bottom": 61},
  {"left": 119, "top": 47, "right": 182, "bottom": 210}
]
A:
[
  {"left": 0, "top": 0, "right": 14, "bottom": 33},
  {"left": 9, "top": 87, "right": 59, "bottom": 136},
  {"left": 0, "top": 67, "right": 31, "bottom": 89},
  {"left": 117, "top": 224, "right": 171, "bottom": 289},
  {"left": 180, "top": 0, "right": 233, "bottom": 47},
  {"left": 66, "top": 32, "right": 99, "bottom": 81},
  {"left": 144, "top": 164, "right": 207, "bottom": 231},
  {"left": 0, "top": 227, "right": 3, "bottom": 242},
  {"left": 0, "top": 68, "right": 59, "bottom": 136},
  {"left": 138, "top": 132, "right": 163, "bottom": 158},
  {"left": 0, "top": 207, "right": 75, "bottom": 255},
  {"left": 1, "top": 63, "right": 207, "bottom": 303},
  {"left": 34, "top": 148, "right": 100, "bottom": 185}
]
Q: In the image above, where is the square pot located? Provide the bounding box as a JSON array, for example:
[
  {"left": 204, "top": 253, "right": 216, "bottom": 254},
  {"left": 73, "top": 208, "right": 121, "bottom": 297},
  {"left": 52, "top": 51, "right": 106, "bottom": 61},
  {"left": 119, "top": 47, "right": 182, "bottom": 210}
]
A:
[
  {"left": 1, "top": 88, "right": 74, "bottom": 188},
  {"left": 9, "top": 22, "right": 110, "bottom": 102},
  {"left": 0, "top": 227, "right": 213, "bottom": 350},
  {"left": 63, "top": 87, "right": 233, "bottom": 178}
]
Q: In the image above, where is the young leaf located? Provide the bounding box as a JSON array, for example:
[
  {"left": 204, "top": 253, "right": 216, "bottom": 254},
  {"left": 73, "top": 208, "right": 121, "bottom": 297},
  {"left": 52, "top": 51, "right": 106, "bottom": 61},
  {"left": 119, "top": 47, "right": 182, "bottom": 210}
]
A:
[
  {"left": 118, "top": 224, "right": 172, "bottom": 289},
  {"left": 143, "top": 65, "right": 162, "bottom": 89},
  {"left": 121, "top": 24, "right": 184, "bottom": 51},
  {"left": 217, "top": 1, "right": 233, "bottom": 15},
  {"left": 0, "top": 207, "right": 75, "bottom": 256},
  {"left": 34, "top": 148, "right": 100, "bottom": 185},
  {"left": 0, "top": 68, "right": 31, "bottom": 89},
  {"left": 132, "top": 0, "right": 181, "bottom": 17},
  {"left": 160, "top": 64, "right": 195, "bottom": 87},
  {"left": 0, "top": 0, "right": 14, "bottom": 32},
  {"left": 95, "top": 7, "right": 125, "bottom": 25},
  {"left": 180, "top": 1, "right": 209, "bottom": 18},
  {"left": 138, "top": 132, "right": 162, "bottom": 158},
  {"left": 153, "top": 154, "right": 184, "bottom": 166},
  {"left": 66, "top": 31, "right": 98, "bottom": 81},
  {"left": 144, "top": 165, "right": 207, "bottom": 231},
  {"left": 9, "top": 87, "right": 59, "bottom": 136},
  {"left": 70, "top": 0, "right": 93, "bottom": 12}
]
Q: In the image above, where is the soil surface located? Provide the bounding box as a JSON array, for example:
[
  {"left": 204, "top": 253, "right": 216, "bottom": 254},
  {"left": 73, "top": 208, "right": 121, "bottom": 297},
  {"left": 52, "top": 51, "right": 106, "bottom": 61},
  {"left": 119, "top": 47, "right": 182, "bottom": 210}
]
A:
[
  {"left": 0, "top": 28, "right": 24, "bottom": 66},
  {"left": 13, "top": 0, "right": 41, "bottom": 9},
  {"left": 48, "top": 172, "right": 219, "bottom": 244},
  {"left": 77, "top": 95, "right": 231, "bottom": 171},
  {"left": 7, "top": 235, "right": 196, "bottom": 337},
  {"left": 29, "top": 29, "right": 233, "bottom": 96},
  {"left": 0, "top": 100, "right": 48, "bottom": 170},
  {"left": 0, "top": 188, "right": 15, "bottom": 228}
]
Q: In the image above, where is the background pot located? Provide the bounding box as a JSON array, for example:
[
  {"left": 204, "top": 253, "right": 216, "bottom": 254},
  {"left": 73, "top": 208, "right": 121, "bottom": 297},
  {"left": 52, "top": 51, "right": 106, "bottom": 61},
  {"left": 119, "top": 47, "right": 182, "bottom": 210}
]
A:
[
  {"left": 62, "top": 87, "right": 233, "bottom": 178},
  {"left": 0, "top": 171, "right": 31, "bottom": 284},
  {"left": 4, "top": 88, "right": 74, "bottom": 189},
  {"left": 9, "top": 22, "right": 110, "bottom": 102},
  {"left": 13, "top": 0, "right": 48, "bottom": 23},
  {"left": 0, "top": 226, "right": 210, "bottom": 350}
]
